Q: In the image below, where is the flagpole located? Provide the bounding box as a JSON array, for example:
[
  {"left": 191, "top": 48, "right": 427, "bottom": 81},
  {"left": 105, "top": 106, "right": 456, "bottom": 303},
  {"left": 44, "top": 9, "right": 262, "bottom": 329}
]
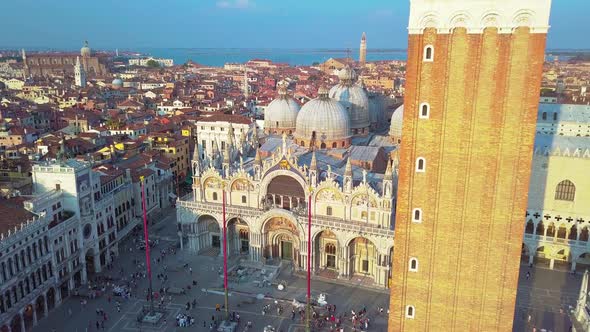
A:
[
  {"left": 306, "top": 192, "right": 312, "bottom": 332},
  {"left": 140, "top": 176, "right": 154, "bottom": 315},
  {"left": 223, "top": 189, "right": 229, "bottom": 321}
]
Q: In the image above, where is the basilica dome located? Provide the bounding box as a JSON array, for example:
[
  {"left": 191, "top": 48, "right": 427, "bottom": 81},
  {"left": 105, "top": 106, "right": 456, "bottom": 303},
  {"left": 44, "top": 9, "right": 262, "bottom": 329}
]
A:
[
  {"left": 112, "top": 78, "right": 124, "bottom": 89},
  {"left": 264, "top": 80, "right": 300, "bottom": 135},
  {"left": 368, "top": 93, "right": 385, "bottom": 130},
  {"left": 81, "top": 41, "right": 91, "bottom": 57},
  {"left": 295, "top": 86, "right": 351, "bottom": 149},
  {"left": 389, "top": 104, "right": 404, "bottom": 144},
  {"left": 329, "top": 66, "right": 370, "bottom": 135}
]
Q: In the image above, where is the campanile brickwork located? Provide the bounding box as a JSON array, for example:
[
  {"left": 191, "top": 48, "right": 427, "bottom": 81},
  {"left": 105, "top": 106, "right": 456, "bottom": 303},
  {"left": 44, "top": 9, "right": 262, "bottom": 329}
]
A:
[{"left": 388, "top": 1, "right": 552, "bottom": 331}]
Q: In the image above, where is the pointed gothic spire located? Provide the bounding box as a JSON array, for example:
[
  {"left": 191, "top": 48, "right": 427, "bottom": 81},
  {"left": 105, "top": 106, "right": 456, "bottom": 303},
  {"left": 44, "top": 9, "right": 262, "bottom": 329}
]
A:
[
  {"left": 251, "top": 126, "right": 259, "bottom": 149},
  {"left": 282, "top": 132, "right": 288, "bottom": 156},
  {"left": 192, "top": 137, "right": 200, "bottom": 162},
  {"left": 384, "top": 159, "right": 393, "bottom": 180},
  {"left": 223, "top": 145, "right": 230, "bottom": 164},
  {"left": 310, "top": 151, "right": 317, "bottom": 171},
  {"left": 254, "top": 148, "right": 262, "bottom": 165},
  {"left": 345, "top": 157, "right": 352, "bottom": 176}
]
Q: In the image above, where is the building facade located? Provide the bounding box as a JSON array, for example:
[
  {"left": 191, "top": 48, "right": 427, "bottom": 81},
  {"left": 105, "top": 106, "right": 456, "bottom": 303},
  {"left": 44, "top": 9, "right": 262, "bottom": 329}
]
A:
[
  {"left": 23, "top": 42, "right": 108, "bottom": 78},
  {"left": 388, "top": 1, "right": 552, "bottom": 331},
  {"left": 523, "top": 136, "right": 590, "bottom": 271},
  {"left": 177, "top": 141, "right": 395, "bottom": 286}
]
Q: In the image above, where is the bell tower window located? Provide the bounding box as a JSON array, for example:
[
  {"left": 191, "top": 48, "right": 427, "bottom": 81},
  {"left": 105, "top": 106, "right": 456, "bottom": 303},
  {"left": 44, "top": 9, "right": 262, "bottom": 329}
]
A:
[
  {"left": 423, "top": 45, "right": 434, "bottom": 62},
  {"left": 416, "top": 158, "right": 426, "bottom": 172}
]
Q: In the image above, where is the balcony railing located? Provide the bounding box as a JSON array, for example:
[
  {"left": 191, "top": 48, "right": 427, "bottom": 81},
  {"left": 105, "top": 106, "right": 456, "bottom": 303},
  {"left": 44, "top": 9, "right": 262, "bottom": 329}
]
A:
[
  {"left": 177, "top": 199, "right": 394, "bottom": 238},
  {"left": 524, "top": 233, "right": 590, "bottom": 248}
]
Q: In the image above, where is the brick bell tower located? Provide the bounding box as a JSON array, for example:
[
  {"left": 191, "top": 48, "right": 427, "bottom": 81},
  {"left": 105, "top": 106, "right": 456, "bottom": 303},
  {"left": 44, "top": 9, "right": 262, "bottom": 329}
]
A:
[{"left": 389, "top": 1, "right": 552, "bottom": 331}]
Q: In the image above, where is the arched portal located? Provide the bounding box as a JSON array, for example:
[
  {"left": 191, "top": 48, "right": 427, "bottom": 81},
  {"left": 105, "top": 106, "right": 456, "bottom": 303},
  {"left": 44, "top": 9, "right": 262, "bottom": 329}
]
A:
[
  {"left": 525, "top": 220, "right": 534, "bottom": 234},
  {"left": 314, "top": 230, "right": 339, "bottom": 277},
  {"left": 227, "top": 218, "right": 250, "bottom": 256},
  {"left": 10, "top": 315, "right": 22, "bottom": 332},
  {"left": 85, "top": 247, "right": 97, "bottom": 275},
  {"left": 348, "top": 237, "right": 377, "bottom": 278},
  {"left": 35, "top": 294, "right": 45, "bottom": 320},
  {"left": 46, "top": 287, "right": 56, "bottom": 311},
  {"left": 22, "top": 303, "right": 34, "bottom": 330},
  {"left": 535, "top": 246, "right": 550, "bottom": 267},
  {"left": 521, "top": 243, "right": 532, "bottom": 263},
  {"left": 578, "top": 253, "right": 590, "bottom": 269},
  {"left": 265, "top": 175, "right": 306, "bottom": 211},
  {"left": 263, "top": 216, "right": 300, "bottom": 265},
  {"left": 195, "top": 214, "right": 220, "bottom": 254}
]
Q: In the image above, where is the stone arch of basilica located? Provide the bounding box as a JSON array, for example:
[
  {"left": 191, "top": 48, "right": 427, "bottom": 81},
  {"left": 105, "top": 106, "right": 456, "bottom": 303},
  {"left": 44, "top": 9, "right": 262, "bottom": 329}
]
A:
[{"left": 177, "top": 145, "right": 394, "bottom": 287}]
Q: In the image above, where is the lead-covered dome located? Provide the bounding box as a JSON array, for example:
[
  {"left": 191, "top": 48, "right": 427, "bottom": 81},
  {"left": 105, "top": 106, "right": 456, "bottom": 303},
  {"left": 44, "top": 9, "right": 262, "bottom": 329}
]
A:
[
  {"left": 389, "top": 105, "right": 404, "bottom": 144},
  {"left": 295, "top": 86, "right": 351, "bottom": 149},
  {"left": 264, "top": 80, "right": 300, "bottom": 135},
  {"left": 112, "top": 78, "right": 123, "bottom": 89},
  {"left": 329, "top": 66, "right": 370, "bottom": 135},
  {"left": 368, "top": 92, "right": 385, "bottom": 130}
]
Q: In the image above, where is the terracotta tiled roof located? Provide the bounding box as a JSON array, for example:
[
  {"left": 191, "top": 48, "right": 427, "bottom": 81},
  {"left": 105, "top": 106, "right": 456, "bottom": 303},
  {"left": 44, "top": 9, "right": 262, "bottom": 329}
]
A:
[{"left": 0, "top": 197, "right": 35, "bottom": 235}]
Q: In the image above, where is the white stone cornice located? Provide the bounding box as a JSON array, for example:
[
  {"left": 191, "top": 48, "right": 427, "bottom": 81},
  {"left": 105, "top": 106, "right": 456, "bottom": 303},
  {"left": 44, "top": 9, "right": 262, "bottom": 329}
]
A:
[{"left": 408, "top": 0, "right": 552, "bottom": 34}]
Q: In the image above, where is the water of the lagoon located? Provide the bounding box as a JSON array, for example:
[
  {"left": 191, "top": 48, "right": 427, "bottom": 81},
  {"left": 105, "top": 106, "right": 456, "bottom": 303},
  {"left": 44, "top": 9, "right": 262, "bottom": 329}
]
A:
[{"left": 131, "top": 48, "right": 408, "bottom": 67}]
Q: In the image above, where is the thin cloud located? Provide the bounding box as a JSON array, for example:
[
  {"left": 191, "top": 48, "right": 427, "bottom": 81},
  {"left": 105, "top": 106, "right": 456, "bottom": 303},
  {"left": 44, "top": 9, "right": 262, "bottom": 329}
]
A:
[
  {"left": 373, "top": 9, "right": 394, "bottom": 17},
  {"left": 216, "top": 0, "right": 254, "bottom": 9}
]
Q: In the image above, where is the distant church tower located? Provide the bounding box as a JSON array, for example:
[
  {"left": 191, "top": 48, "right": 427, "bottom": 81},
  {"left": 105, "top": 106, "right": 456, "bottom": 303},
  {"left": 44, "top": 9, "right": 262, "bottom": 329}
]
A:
[
  {"left": 243, "top": 68, "right": 249, "bottom": 98},
  {"left": 359, "top": 32, "right": 367, "bottom": 66},
  {"left": 74, "top": 56, "right": 86, "bottom": 88},
  {"left": 21, "top": 49, "right": 28, "bottom": 79},
  {"left": 388, "top": 1, "right": 552, "bottom": 331}
]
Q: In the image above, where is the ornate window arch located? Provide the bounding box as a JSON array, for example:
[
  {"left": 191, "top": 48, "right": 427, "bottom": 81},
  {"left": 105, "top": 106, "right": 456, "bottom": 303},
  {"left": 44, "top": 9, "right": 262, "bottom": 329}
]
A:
[{"left": 555, "top": 180, "right": 575, "bottom": 201}]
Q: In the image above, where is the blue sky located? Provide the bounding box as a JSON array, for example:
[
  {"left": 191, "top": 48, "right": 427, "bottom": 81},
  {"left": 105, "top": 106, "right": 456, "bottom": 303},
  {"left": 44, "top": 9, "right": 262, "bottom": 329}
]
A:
[{"left": 0, "top": 0, "right": 587, "bottom": 50}]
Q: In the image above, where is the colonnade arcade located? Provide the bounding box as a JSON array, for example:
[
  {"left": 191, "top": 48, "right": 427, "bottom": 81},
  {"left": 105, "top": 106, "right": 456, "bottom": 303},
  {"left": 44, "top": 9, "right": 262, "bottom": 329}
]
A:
[
  {"left": 178, "top": 209, "right": 392, "bottom": 286},
  {"left": 0, "top": 287, "right": 57, "bottom": 332},
  {"left": 523, "top": 216, "right": 590, "bottom": 271}
]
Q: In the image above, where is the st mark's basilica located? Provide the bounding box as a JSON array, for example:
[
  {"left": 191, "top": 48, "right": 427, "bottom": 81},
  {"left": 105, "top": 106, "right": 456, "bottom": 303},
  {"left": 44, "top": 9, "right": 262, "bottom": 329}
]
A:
[{"left": 177, "top": 67, "right": 401, "bottom": 287}]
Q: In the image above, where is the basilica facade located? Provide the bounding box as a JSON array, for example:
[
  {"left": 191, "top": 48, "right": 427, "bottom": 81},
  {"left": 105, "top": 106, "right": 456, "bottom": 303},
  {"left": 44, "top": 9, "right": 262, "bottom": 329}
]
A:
[{"left": 177, "top": 68, "right": 396, "bottom": 287}]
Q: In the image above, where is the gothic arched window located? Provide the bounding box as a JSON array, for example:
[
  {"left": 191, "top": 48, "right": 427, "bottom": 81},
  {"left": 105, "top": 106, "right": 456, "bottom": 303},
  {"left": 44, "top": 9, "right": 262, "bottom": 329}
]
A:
[{"left": 555, "top": 180, "right": 575, "bottom": 201}]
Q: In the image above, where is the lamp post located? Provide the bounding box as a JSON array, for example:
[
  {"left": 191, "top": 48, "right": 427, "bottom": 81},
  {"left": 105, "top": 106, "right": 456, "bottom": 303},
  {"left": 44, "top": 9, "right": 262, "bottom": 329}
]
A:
[
  {"left": 140, "top": 175, "right": 154, "bottom": 315},
  {"left": 306, "top": 191, "right": 312, "bottom": 332},
  {"left": 222, "top": 188, "right": 229, "bottom": 321}
]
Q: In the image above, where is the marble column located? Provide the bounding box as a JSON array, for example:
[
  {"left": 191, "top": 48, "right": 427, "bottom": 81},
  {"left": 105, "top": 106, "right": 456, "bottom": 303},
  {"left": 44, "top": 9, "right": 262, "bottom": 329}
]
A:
[
  {"left": 55, "top": 288, "right": 62, "bottom": 305},
  {"left": 32, "top": 303, "right": 38, "bottom": 325},
  {"left": 43, "top": 294, "right": 48, "bottom": 317},
  {"left": 19, "top": 311, "right": 25, "bottom": 332},
  {"left": 81, "top": 263, "right": 88, "bottom": 284}
]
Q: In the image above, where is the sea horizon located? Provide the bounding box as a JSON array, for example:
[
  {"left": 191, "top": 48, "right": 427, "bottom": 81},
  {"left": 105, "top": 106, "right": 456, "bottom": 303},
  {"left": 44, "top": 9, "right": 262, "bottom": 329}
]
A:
[{"left": 1, "top": 46, "right": 587, "bottom": 67}]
